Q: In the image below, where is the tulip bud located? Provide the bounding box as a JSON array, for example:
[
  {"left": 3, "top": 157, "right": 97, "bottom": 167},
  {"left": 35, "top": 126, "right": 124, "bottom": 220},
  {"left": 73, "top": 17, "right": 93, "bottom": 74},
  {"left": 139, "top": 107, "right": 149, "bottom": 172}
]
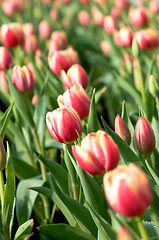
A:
[
  {"left": 0, "top": 137, "right": 6, "bottom": 170},
  {"left": 49, "top": 31, "right": 67, "bottom": 52},
  {"left": 115, "top": 114, "right": 131, "bottom": 145},
  {"left": 0, "top": 71, "right": 9, "bottom": 93},
  {"left": 114, "top": 27, "right": 133, "bottom": 47},
  {"left": 114, "top": 0, "right": 129, "bottom": 11},
  {"left": 100, "top": 41, "right": 111, "bottom": 55},
  {"left": 132, "top": 38, "right": 140, "bottom": 58},
  {"left": 23, "top": 23, "right": 35, "bottom": 36},
  {"left": 24, "top": 34, "right": 40, "bottom": 53},
  {"left": 32, "top": 94, "right": 38, "bottom": 105},
  {"left": 148, "top": 75, "right": 159, "bottom": 98},
  {"left": 61, "top": 64, "right": 89, "bottom": 89},
  {"left": 1, "top": 23, "right": 24, "bottom": 48},
  {"left": 39, "top": 20, "right": 51, "bottom": 39},
  {"left": 91, "top": 6, "right": 104, "bottom": 26},
  {"left": 2, "top": 0, "right": 15, "bottom": 16},
  {"left": 124, "top": 52, "right": 132, "bottom": 74},
  {"left": 57, "top": 83, "right": 90, "bottom": 120},
  {"left": 12, "top": 65, "right": 35, "bottom": 93},
  {"left": 0, "top": 47, "right": 12, "bottom": 71},
  {"left": 135, "top": 116, "right": 155, "bottom": 154},
  {"left": 103, "top": 163, "right": 153, "bottom": 217},
  {"left": 78, "top": 10, "right": 90, "bottom": 27},
  {"left": 117, "top": 227, "right": 136, "bottom": 240},
  {"left": 103, "top": 16, "right": 116, "bottom": 35},
  {"left": 50, "top": 8, "right": 59, "bottom": 22},
  {"left": 46, "top": 105, "right": 82, "bottom": 143},
  {"left": 72, "top": 130, "right": 120, "bottom": 175},
  {"left": 150, "top": 0, "right": 159, "bottom": 14}
]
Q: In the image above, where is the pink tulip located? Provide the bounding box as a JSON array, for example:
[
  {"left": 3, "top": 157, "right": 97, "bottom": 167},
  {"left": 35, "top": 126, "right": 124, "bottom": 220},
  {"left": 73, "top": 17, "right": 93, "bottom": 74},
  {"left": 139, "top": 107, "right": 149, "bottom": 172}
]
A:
[
  {"left": 117, "top": 227, "right": 136, "bottom": 240},
  {"left": 100, "top": 41, "right": 111, "bottom": 55},
  {"left": 103, "top": 16, "right": 116, "bottom": 35},
  {"left": 115, "top": 114, "right": 131, "bottom": 145},
  {"left": 150, "top": 0, "right": 159, "bottom": 14},
  {"left": 0, "top": 71, "right": 9, "bottom": 93},
  {"left": 72, "top": 130, "right": 120, "bottom": 175},
  {"left": 103, "top": 163, "right": 153, "bottom": 217},
  {"left": 129, "top": 7, "right": 148, "bottom": 28},
  {"left": 135, "top": 116, "right": 155, "bottom": 154},
  {"left": 0, "top": 47, "right": 12, "bottom": 71},
  {"left": 23, "top": 23, "right": 35, "bottom": 36},
  {"left": 61, "top": 64, "right": 89, "bottom": 89},
  {"left": 46, "top": 105, "right": 82, "bottom": 143},
  {"left": 39, "top": 20, "right": 51, "bottom": 40},
  {"left": 114, "top": 27, "right": 133, "bottom": 47},
  {"left": 12, "top": 65, "right": 34, "bottom": 93},
  {"left": 58, "top": 83, "right": 90, "bottom": 120},
  {"left": 78, "top": 11, "right": 90, "bottom": 27},
  {"left": 135, "top": 29, "right": 159, "bottom": 50},
  {"left": 24, "top": 34, "right": 40, "bottom": 53},
  {"left": 91, "top": 6, "right": 104, "bottom": 26}
]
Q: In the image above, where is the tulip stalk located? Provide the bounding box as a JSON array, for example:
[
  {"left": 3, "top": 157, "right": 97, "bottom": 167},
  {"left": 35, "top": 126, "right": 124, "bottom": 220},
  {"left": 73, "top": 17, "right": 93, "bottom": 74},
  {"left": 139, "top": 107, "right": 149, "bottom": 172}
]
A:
[
  {"left": 64, "top": 144, "right": 79, "bottom": 201},
  {"left": 32, "top": 128, "right": 50, "bottom": 222},
  {"left": 136, "top": 217, "right": 149, "bottom": 240}
]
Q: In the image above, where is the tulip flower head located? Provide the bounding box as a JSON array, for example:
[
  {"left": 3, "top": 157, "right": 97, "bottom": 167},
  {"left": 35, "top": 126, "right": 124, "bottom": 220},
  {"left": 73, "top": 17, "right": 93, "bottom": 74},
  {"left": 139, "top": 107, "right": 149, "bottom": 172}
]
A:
[
  {"left": 57, "top": 83, "right": 90, "bottom": 120},
  {"left": 129, "top": 7, "right": 148, "bottom": 28},
  {"left": 117, "top": 227, "right": 136, "bottom": 240},
  {"left": 72, "top": 130, "right": 120, "bottom": 175},
  {"left": 135, "top": 116, "right": 155, "bottom": 154},
  {"left": 103, "top": 16, "right": 116, "bottom": 35},
  {"left": 0, "top": 47, "right": 12, "bottom": 71},
  {"left": 103, "top": 163, "right": 153, "bottom": 217},
  {"left": 61, "top": 64, "right": 89, "bottom": 89},
  {"left": 46, "top": 105, "right": 82, "bottom": 143},
  {"left": 0, "top": 71, "right": 9, "bottom": 93},
  {"left": 12, "top": 65, "right": 35, "bottom": 93},
  {"left": 78, "top": 10, "right": 90, "bottom": 27},
  {"left": 115, "top": 114, "right": 131, "bottom": 145},
  {"left": 39, "top": 20, "right": 51, "bottom": 39},
  {"left": 1, "top": 23, "right": 24, "bottom": 48}
]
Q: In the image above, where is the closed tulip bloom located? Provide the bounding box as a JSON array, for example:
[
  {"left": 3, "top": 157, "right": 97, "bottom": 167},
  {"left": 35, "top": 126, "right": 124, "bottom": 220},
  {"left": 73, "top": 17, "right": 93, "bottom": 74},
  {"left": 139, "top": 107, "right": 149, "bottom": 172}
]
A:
[
  {"left": 48, "top": 50, "right": 70, "bottom": 75},
  {"left": 115, "top": 114, "right": 131, "bottom": 145},
  {"left": 46, "top": 105, "right": 82, "bottom": 143},
  {"left": 103, "top": 16, "right": 116, "bottom": 35},
  {"left": 24, "top": 34, "right": 40, "bottom": 53},
  {"left": 23, "top": 23, "right": 35, "bottom": 36},
  {"left": 103, "top": 163, "right": 153, "bottom": 217},
  {"left": 78, "top": 11, "right": 90, "bottom": 27},
  {"left": 91, "top": 6, "right": 104, "bottom": 26},
  {"left": 72, "top": 130, "right": 120, "bottom": 175},
  {"left": 117, "top": 227, "right": 136, "bottom": 240},
  {"left": 100, "top": 41, "right": 111, "bottom": 55},
  {"left": 2, "top": 0, "right": 15, "bottom": 16},
  {"left": 135, "top": 116, "right": 155, "bottom": 154},
  {"left": 114, "top": 27, "right": 133, "bottom": 47},
  {"left": 135, "top": 29, "right": 159, "bottom": 50},
  {"left": 150, "top": 0, "right": 159, "bottom": 14},
  {"left": 12, "top": 65, "right": 34, "bottom": 93},
  {"left": 58, "top": 83, "right": 90, "bottom": 120},
  {"left": 129, "top": 7, "right": 148, "bottom": 28},
  {"left": 61, "top": 64, "right": 89, "bottom": 89},
  {"left": 114, "top": 0, "right": 129, "bottom": 10},
  {"left": 39, "top": 20, "right": 51, "bottom": 39},
  {"left": 0, "top": 71, "right": 9, "bottom": 93},
  {"left": 0, "top": 47, "right": 12, "bottom": 70},
  {"left": 1, "top": 23, "right": 24, "bottom": 48},
  {"left": 49, "top": 31, "right": 67, "bottom": 52},
  {"left": 50, "top": 8, "right": 59, "bottom": 22}
]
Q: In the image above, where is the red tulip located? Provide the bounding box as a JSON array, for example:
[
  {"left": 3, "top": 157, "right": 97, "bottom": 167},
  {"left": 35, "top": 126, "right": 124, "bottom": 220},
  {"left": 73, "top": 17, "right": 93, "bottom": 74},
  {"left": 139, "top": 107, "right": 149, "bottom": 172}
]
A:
[
  {"left": 46, "top": 105, "right": 82, "bottom": 143},
  {"left": 61, "top": 64, "right": 89, "bottom": 89},
  {"left": 12, "top": 65, "right": 34, "bottom": 93},
  {"left": 72, "top": 130, "right": 120, "bottom": 175},
  {"left": 103, "top": 163, "right": 153, "bottom": 217},
  {"left": 129, "top": 7, "right": 148, "bottom": 28},
  {"left": 58, "top": 83, "right": 90, "bottom": 120},
  {"left": 0, "top": 47, "right": 12, "bottom": 70},
  {"left": 135, "top": 116, "right": 155, "bottom": 154},
  {"left": 115, "top": 114, "right": 131, "bottom": 145}
]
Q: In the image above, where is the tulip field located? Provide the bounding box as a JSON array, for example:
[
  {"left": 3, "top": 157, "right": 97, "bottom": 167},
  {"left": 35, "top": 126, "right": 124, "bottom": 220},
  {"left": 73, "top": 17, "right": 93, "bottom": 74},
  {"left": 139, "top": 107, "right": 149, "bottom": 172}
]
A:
[{"left": 1, "top": 0, "right": 159, "bottom": 239}]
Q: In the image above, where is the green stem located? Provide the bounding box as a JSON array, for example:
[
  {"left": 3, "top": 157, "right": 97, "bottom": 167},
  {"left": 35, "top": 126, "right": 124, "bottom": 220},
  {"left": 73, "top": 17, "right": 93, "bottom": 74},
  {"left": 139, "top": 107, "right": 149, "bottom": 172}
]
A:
[
  {"left": 137, "top": 59, "right": 146, "bottom": 106},
  {"left": 0, "top": 171, "right": 4, "bottom": 210},
  {"left": 136, "top": 217, "right": 149, "bottom": 240},
  {"left": 146, "top": 155, "right": 152, "bottom": 168},
  {"left": 32, "top": 128, "right": 50, "bottom": 222},
  {"left": 155, "top": 97, "right": 159, "bottom": 121},
  {"left": 64, "top": 144, "right": 78, "bottom": 201}
]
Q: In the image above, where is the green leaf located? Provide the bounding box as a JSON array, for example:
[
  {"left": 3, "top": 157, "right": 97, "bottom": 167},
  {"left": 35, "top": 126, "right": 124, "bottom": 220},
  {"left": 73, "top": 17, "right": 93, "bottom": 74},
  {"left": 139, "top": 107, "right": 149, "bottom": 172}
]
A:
[
  {"left": 45, "top": 139, "right": 63, "bottom": 150},
  {"left": 39, "top": 224, "right": 96, "bottom": 240},
  {"left": 8, "top": 80, "right": 35, "bottom": 129},
  {"left": 2, "top": 143, "right": 15, "bottom": 238},
  {"left": 87, "top": 89, "right": 102, "bottom": 134},
  {"left": 121, "top": 101, "right": 135, "bottom": 137},
  {"left": 143, "top": 221, "right": 157, "bottom": 238},
  {"left": 14, "top": 219, "right": 34, "bottom": 240},
  {"left": 13, "top": 157, "right": 39, "bottom": 180},
  {"left": 33, "top": 95, "right": 46, "bottom": 147},
  {"left": 145, "top": 160, "right": 159, "bottom": 187},
  {"left": 101, "top": 118, "right": 140, "bottom": 164},
  {"left": 37, "top": 152, "right": 69, "bottom": 195},
  {"left": 32, "top": 186, "right": 76, "bottom": 226},
  {"left": 0, "top": 100, "right": 14, "bottom": 141},
  {"left": 16, "top": 179, "right": 44, "bottom": 225},
  {"left": 86, "top": 202, "right": 116, "bottom": 240}
]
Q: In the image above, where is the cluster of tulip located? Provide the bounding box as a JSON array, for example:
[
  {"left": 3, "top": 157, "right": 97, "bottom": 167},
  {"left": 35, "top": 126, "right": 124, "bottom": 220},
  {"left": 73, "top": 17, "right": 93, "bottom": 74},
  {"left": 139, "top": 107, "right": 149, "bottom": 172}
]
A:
[{"left": 1, "top": 0, "right": 159, "bottom": 239}]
